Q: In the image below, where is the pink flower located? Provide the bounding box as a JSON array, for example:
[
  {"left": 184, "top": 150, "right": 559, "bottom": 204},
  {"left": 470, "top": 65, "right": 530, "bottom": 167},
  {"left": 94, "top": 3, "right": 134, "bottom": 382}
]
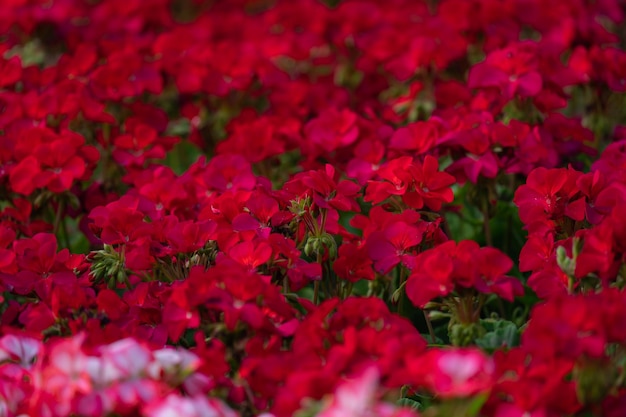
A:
[
  {"left": 410, "top": 348, "right": 495, "bottom": 398},
  {"left": 318, "top": 368, "right": 420, "bottom": 417},
  {"left": 143, "top": 394, "right": 238, "bottom": 417},
  {"left": 0, "top": 334, "right": 41, "bottom": 369}
]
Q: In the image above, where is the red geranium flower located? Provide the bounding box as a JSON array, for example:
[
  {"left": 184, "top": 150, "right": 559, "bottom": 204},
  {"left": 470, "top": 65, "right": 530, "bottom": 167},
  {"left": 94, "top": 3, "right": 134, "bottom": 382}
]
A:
[{"left": 365, "top": 155, "right": 455, "bottom": 211}]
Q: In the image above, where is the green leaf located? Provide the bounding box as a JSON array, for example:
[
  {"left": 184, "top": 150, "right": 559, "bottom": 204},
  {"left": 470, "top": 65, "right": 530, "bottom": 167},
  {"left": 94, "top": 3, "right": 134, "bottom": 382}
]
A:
[
  {"left": 475, "top": 319, "right": 520, "bottom": 351},
  {"left": 164, "top": 140, "right": 202, "bottom": 175},
  {"left": 397, "top": 397, "right": 423, "bottom": 411},
  {"left": 466, "top": 392, "right": 489, "bottom": 417},
  {"left": 166, "top": 118, "right": 192, "bottom": 137}
]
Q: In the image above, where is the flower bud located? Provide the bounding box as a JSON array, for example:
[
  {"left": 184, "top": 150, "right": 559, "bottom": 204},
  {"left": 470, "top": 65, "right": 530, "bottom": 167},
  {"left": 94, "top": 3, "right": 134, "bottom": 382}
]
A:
[
  {"left": 556, "top": 245, "right": 576, "bottom": 277},
  {"left": 574, "top": 358, "right": 618, "bottom": 405},
  {"left": 449, "top": 322, "right": 486, "bottom": 347},
  {"left": 304, "top": 239, "right": 317, "bottom": 257},
  {"left": 319, "top": 233, "right": 337, "bottom": 259}
]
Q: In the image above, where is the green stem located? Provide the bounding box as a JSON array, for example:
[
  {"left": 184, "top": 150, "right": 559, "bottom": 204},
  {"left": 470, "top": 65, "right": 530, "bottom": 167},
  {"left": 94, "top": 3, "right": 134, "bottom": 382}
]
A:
[
  {"left": 327, "top": 260, "right": 338, "bottom": 297},
  {"left": 481, "top": 201, "right": 493, "bottom": 247},
  {"left": 463, "top": 295, "right": 475, "bottom": 323},
  {"left": 320, "top": 208, "right": 328, "bottom": 233},
  {"left": 496, "top": 297, "right": 506, "bottom": 319},
  {"left": 397, "top": 267, "right": 407, "bottom": 315},
  {"left": 315, "top": 251, "right": 324, "bottom": 303},
  {"left": 442, "top": 216, "right": 453, "bottom": 240},
  {"left": 424, "top": 310, "right": 436, "bottom": 343},
  {"left": 343, "top": 281, "right": 354, "bottom": 299},
  {"left": 475, "top": 294, "right": 487, "bottom": 322},
  {"left": 53, "top": 200, "right": 65, "bottom": 236},
  {"left": 57, "top": 214, "right": 70, "bottom": 251},
  {"left": 313, "top": 281, "right": 320, "bottom": 305}
]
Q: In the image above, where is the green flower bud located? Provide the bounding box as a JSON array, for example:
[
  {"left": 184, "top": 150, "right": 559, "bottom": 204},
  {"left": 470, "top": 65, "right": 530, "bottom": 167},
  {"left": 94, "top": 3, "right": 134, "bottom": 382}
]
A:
[
  {"left": 574, "top": 358, "right": 618, "bottom": 405},
  {"left": 304, "top": 239, "right": 317, "bottom": 257},
  {"left": 320, "top": 233, "right": 337, "bottom": 259},
  {"left": 556, "top": 245, "right": 576, "bottom": 277},
  {"left": 449, "top": 322, "right": 486, "bottom": 347}
]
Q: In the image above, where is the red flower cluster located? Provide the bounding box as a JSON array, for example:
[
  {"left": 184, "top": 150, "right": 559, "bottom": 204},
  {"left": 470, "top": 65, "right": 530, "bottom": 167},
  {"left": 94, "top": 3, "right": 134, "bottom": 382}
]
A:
[
  {"left": 406, "top": 240, "right": 523, "bottom": 308},
  {"left": 0, "top": 0, "right": 625, "bottom": 415}
]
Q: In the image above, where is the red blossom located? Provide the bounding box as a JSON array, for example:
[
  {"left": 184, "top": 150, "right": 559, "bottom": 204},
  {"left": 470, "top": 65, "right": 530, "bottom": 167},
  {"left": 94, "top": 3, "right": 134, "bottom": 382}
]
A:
[
  {"left": 406, "top": 240, "right": 520, "bottom": 307},
  {"left": 365, "top": 155, "right": 455, "bottom": 210},
  {"left": 468, "top": 42, "right": 543, "bottom": 99},
  {"left": 0, "top": 56, "right": 22, "bottom": 88},
  {"left": 217, "top": 114, "right": 290, "bottom": 163},
  {"left": 221, "top": 239, "right": 273, "bottom": 271},
  {"left": 366, "top": 221, "right": 427, "bottom": 274},
  {"left": 389, "top": 119, "right": 442, "bottom": 154},
  {"left": 1, "top": 1, "right": 626, "bottom": 415},
  {"left": 333, "top": 242, "right": 375, "bottom": 283},
  {"left": 514, "top": 167, "right": 585, "bottom": 229},
  {"left": 304, "top": 108, "right": 359, "bottom": 153}
]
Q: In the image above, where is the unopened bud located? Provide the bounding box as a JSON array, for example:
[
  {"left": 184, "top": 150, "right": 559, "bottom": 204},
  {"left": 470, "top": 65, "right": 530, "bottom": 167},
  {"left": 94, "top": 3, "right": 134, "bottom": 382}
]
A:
[{"left": 556, "top": 245, "right": 576, "bottom": 277}]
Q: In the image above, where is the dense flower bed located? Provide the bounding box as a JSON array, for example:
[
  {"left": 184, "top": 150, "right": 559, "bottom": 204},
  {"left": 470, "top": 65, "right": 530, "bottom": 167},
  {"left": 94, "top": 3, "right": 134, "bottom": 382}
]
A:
[{"left": 1, "top": 0, "right": 626, "bottom": 416}]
